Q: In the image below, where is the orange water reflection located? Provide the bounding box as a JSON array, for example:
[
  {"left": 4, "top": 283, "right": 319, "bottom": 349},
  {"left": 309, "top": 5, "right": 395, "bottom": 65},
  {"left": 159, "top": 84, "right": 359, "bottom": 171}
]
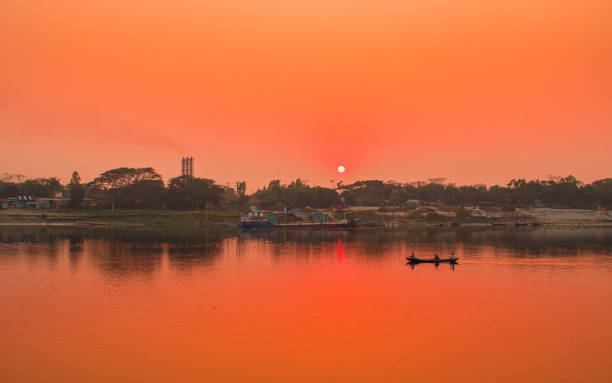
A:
[{"left": 1, "top": 229, "right": 611, "bottom": 382}]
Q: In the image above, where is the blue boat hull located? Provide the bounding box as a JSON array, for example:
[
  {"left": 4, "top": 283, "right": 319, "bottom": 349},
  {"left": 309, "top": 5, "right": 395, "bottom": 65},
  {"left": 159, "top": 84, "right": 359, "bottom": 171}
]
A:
[{"left": 238, "top": 219, "right": 360, "bottom": 230}]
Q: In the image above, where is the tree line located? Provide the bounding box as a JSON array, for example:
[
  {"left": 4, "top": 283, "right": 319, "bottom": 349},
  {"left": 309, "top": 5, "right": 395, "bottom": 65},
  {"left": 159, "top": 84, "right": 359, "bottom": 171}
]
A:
[
  {"left": 336, "top": 176, "right": 611, "bottom": 209},
  {"left": 0, "top": 168, "right": 225, "bottom": 210},
  {"left": 252, "top": 179, "right": 340, "bottom": 210},
  {"left": 88, "top": 168, "right": 226, "bottom": 210},
  {"left": 1, "top": 169, "right": 611, "bottom": 210},
  {"left": 0, "top": 177, "right": 63, "bottom": 198}
]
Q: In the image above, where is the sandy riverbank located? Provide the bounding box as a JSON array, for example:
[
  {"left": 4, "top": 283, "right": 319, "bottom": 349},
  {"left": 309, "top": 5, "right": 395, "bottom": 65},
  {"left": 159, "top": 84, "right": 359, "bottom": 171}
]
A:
[{"left": 0, "top": 207, "right": 610, "bottom": 229}]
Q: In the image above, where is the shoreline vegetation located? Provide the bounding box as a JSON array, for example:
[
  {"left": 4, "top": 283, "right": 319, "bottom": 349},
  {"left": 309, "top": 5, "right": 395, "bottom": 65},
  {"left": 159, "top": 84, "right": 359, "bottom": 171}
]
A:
[
  {"left": 0, "top": 207, "right": 610, "bottom": 230},
  {"left": 1, "top": 170, "right": 611, "bottom": 231}
]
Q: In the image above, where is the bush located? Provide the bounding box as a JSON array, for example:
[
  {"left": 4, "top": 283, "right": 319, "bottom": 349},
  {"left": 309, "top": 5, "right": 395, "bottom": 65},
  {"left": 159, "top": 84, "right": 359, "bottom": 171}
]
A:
[{"left": 455, "top": 207, "right": 472, "bottom": 219}]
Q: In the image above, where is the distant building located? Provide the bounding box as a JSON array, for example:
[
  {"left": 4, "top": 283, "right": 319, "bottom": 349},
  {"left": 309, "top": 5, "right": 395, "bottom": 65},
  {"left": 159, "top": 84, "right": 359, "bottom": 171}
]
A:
[
  {"left": 34, "top": 198, "right": 68, "bottom": 209},
  {"left": 0, "top": 196, "right": 68, "bottom": 209},
  {"left": 15, "top": 196, "right": 35, "bottom": 208}
]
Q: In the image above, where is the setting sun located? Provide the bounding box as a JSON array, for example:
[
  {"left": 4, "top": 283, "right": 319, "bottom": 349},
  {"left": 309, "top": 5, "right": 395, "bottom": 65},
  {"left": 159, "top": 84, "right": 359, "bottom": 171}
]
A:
[{"left": 337, "top": 165, "right": 345, "bottom": 174}]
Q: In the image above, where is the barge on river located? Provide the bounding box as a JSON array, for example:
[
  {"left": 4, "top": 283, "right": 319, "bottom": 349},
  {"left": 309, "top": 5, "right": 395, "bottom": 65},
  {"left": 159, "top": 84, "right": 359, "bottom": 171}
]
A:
[{"left": 238, "top": 208, "right": 359, "bottom": 229}]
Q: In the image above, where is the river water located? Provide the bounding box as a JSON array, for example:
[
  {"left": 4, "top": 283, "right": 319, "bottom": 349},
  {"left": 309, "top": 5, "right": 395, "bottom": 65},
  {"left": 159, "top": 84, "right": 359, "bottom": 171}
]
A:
[{"left": 1, "top": 228, "right": 611, "bottom": 382}]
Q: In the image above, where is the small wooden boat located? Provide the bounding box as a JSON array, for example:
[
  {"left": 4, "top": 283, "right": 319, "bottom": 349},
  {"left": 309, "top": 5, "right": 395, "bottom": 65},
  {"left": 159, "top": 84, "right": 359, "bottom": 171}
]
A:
[{"left": 405, "top": 257, "right": 459, "bottom": 264}]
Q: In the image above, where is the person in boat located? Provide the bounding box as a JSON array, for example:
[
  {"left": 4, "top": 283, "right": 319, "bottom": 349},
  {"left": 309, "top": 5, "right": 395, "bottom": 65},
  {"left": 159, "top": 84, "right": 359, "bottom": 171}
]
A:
[
  {"left": 409, "top": 252, "right": 416, "bottom": 261},
  {"left": 433, "top": 254, "right": 440, "bottom": 263},
  {"left": 450, "top": 251, "right": 456, "bottom": 262}
]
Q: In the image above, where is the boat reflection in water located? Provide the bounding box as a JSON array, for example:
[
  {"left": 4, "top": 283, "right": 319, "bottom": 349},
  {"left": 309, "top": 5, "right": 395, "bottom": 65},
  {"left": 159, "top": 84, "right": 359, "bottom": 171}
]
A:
[{"left": 406, "top": 258, "right": 459, "bottom": 271}]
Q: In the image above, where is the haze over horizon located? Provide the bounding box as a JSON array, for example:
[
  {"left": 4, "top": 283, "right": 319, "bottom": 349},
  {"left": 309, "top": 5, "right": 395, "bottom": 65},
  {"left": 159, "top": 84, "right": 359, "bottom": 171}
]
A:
[{"left": 2, "top": 0, "right": 611, "bottom": 189}]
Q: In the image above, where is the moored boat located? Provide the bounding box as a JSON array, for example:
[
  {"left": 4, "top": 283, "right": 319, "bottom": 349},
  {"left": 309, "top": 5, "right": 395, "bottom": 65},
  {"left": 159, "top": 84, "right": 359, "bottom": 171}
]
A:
[
  {"left": 239, "top": 219, "right": 360, "bottom": 229},
  {"left": 238, "top": 208, "right": 359, "bottom": 229}
]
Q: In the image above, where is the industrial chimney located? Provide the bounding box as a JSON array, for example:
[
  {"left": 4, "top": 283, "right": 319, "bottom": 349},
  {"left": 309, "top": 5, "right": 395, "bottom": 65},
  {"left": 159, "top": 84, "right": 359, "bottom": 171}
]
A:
[{"left": 181, "top": 157, "right": 194, "bottom": 177}]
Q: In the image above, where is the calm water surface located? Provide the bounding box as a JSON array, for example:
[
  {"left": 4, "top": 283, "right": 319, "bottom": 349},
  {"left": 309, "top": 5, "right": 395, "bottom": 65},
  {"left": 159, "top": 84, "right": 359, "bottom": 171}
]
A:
[{"left": 1, "top": 228, "right": 611, "bottom": 382}]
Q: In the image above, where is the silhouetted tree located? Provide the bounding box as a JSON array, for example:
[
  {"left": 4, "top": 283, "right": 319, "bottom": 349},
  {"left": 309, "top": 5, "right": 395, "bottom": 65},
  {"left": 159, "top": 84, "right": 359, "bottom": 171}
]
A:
[
  {"left": 331, "top": 175, "right": 611, "bottom": 209},
  {"left": 12, "top": 177, "right": 63, "bottom": 197},
  {"left": 67, "top": 171, "right": 85, "bottom": 208},
  {"left": 236, "top": 180, "right": 249, "bottom": 209},
  {"left": 0, "top": 182, "right": 20, "bottom": 198},
  {"left": 166, "top": 176, "right": 224, "bottom": 210},
  {"left": 120, "top": 179, "right": 166, "bottom": 209},
  {"left": 253, "top": 179, "right": 339, "bottom": 208},
  {"left": 90, "top": 167, "right": 162, "bottom": 210}
]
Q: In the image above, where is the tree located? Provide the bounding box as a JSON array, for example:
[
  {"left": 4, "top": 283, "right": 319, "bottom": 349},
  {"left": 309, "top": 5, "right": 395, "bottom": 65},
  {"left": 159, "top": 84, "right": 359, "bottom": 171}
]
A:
[
  {"left": 166, "top": 176, "right": 224, "bottom": 210},
  {"left": 120, "top": 179, "right": 165, "bottom": 209},
  {"left": 338, "top": 180, "right": 390, "bottom": 206},
  {"left": 252, "top": 179, "right": 339, "bottom": 208},
  {"left": 1, "top": 173, "right": 25, "bottom": 182},
  {"left": 90, "top": 167, "right": 162, "bottom": 210},
  {"left": 68, "top": 171, "right": 85, "bottom": 208},
  {"left": 46, "top": 177, "right": 63, "bottom": 196},
  {"left": 0, "top": 182, "right": 19, "bottom": 198},
  {"left": 18, "top": 178, "right": 64, "bottom": 197},
  {"left": 592, "top": 178, "right": 612, "bottom": 208},
  {"left": 236, "top": 181, "right": 249, "bottom": 209}
]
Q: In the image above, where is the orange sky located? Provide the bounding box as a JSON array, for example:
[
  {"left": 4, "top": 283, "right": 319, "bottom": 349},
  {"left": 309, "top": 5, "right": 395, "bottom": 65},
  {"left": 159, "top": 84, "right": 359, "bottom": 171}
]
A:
[{"left": 1, "top": 0, "right": 611, "bottom": 189}]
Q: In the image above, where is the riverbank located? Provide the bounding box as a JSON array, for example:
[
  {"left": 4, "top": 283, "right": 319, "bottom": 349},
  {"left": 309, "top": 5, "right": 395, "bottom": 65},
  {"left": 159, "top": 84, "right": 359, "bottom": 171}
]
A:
[
  {"left": 345, "top": 206, "right": 612, "bottom": 228},
  {"left": 0, "top": 209, "right": 239, "bottom": 230},
  {"left": 0, "top": 207, "right": 610, "bottom": 230}
]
